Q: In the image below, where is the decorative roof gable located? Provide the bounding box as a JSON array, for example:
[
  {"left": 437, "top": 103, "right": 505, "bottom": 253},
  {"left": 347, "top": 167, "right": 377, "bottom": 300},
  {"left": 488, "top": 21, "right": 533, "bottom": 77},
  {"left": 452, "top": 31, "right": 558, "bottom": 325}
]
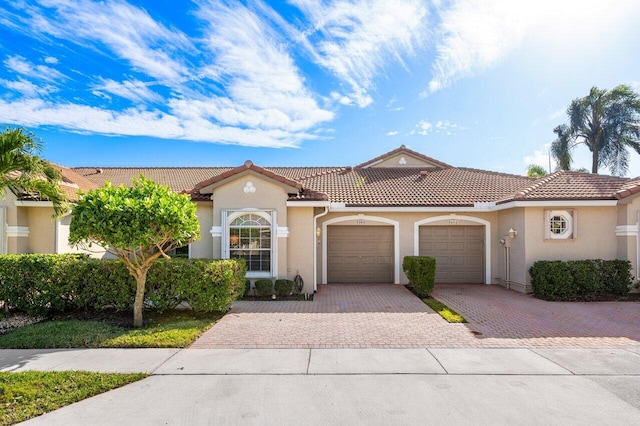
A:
[
  {"left": 355, "top": 145, "right": 451, "bottom": 169},
  {"left": 193, "top": 160, "right": 303, "bottom": 194}
]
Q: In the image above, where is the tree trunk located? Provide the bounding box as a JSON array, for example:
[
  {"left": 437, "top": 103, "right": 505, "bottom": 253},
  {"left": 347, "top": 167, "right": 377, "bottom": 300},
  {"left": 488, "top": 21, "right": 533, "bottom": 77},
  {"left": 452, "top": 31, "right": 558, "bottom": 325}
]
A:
[
  {"left": 591, "top": 150, "right": 599, "bottom": 174},
  {"left": 133, "top": 270, "right": 147, "bottom": 328}
]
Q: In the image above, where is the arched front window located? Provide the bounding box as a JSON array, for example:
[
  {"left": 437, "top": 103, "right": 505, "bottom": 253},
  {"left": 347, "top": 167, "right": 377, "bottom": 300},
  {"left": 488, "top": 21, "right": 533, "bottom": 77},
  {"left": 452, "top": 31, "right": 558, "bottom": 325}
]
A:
[{"left": 229, "top": 213, "right": 272, "bottom": 273}]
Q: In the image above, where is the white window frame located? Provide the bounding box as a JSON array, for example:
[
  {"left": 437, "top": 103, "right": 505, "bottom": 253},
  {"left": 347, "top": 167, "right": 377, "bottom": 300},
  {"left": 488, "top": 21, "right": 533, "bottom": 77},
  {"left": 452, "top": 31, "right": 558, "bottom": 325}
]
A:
[
  {"left": 545, "top": 210, "right": 576, "bottom": 240},
  {"left": 222, "top": 209, "right": 276, "bottom": 278}
]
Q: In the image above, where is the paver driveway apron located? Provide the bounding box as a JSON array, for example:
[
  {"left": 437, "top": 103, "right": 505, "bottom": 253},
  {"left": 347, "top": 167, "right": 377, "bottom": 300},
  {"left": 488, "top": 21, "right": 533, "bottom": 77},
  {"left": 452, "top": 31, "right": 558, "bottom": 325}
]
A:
[{"left": 192, "top": 283, "right": 640, "bottom": 349}]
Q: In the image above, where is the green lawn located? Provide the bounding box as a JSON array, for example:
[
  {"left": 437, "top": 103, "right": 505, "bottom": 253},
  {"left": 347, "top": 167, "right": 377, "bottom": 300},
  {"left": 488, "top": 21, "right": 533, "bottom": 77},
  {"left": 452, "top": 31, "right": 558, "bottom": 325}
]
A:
[
  {"left": 423, "top": 297, "right": 467, "bottom": 323},
  {"left": 0, "top": 311, "right": 223, "bottom": 349},
  {"left": 0, "top": 371, "right": 146, "bottom": 425}
]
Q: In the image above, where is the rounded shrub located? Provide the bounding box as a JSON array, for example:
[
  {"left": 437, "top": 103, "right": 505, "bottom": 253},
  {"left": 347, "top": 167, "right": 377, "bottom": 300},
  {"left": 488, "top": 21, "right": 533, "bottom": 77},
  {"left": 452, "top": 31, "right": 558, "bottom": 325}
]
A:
[
  {"left": 402, "top": 256, "right": 436, "bottom": 297},
  {"left": 254, "top": 279, "right": 274, "bottom": 296},
  {"left": 274, "top": 279, "right": 294, "bottom": 297}
]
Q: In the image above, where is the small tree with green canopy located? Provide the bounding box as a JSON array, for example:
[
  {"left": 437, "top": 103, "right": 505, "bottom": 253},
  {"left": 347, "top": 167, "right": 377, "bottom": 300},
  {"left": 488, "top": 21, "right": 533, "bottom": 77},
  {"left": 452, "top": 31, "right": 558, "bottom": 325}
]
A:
[{"left": 69, "top": 177, "right": 200, "bottom": 327}]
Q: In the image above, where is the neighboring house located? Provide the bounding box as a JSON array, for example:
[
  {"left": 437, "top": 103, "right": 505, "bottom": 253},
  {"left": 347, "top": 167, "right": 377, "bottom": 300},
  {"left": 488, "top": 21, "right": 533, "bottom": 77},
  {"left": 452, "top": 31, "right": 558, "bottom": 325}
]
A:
[{"left": 3, "top": 145, "right": 640, "bottom": 293}]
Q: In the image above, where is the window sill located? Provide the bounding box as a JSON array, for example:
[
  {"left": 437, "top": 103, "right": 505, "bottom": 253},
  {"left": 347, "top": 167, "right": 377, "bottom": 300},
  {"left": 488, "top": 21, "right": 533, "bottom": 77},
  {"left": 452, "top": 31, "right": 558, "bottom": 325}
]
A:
[{"left": 246, "top": 272, "right": 273, "bottom": 279}]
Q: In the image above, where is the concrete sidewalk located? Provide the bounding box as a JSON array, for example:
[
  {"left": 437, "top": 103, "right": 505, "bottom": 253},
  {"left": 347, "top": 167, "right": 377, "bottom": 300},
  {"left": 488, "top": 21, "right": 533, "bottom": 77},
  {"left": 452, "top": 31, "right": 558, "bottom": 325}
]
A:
[
  {"left": 2, "top": 347, "right": 639, "bottom": 425},
  {"left": 2, "top": 347, "right": 640, "bottom": 376}
]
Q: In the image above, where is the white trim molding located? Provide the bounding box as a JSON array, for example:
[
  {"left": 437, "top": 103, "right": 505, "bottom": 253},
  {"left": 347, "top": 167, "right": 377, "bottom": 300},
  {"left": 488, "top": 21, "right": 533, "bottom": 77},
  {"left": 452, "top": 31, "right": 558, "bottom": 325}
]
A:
[
  {"left": 615, "top": 224, "right": 639, "bottom": 236},
  {"left": 286, "top": 201, "right": 331, "bottom": 207},
  {"left": 14, "top": 201, "right": 54, "bottom": 207},
  {"left": 326, "top": 200, "right": 617, "bottom": 213},
  {"left": 7, "top": 226, "right": 29, "bottom": 238},
  {"left": 210, "top": 226, "right": 222, "bottom": 237},
  {"left": 321, "top": 215, "right": 400, "bottom": 285},
  {"left": 413, "top": 214, "right": 491, "bottom": 285},
  {"left": 277, "top": 227, "right": 289, "bottom": 238}
]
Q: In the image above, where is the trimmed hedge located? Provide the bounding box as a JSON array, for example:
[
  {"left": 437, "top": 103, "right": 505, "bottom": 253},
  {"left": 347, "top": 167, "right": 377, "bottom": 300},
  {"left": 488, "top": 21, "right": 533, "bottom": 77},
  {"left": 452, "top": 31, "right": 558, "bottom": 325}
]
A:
[
  {"left": 0, "top": 254, "right": 246, "bottom": 315},
  {"left": 254, "top": 279, "right": 273, "bottom": 296},
  {"left": 274, "top": 279, "right": 294, "bottom": 297},
  {"left": 529, "top": 259, "right": 632, "bottom": 301},
  {"left": 402, "top": 256, "right": 436, "bottom": 297}
]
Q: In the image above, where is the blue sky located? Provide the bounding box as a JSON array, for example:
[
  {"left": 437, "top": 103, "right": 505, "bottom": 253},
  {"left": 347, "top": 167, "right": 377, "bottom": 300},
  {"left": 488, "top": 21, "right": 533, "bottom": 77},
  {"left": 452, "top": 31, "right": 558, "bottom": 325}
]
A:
[{"left": 1, "top": 0, "right": 640, "bottom": 176}]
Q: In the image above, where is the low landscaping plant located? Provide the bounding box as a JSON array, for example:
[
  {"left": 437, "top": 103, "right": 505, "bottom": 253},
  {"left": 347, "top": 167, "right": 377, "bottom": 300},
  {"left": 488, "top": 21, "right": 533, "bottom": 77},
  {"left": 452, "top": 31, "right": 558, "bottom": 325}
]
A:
[
  {"left": 423, "top": 298, "right": 466, "bottom": 323},
  {"left": 254, "top": 279, "right": 274, "bottom": 296},
  {"left": 0, "top": 255, "right": 246, "bottom": 316},
  {"left": 529, "top": 259, "right": 632, "bottom": 301},
  {"left": 402, "top": 256, "right": 436, "bottom": 297},
  {"left": 274, "top": 279, "right": 294, "bottom": 297},
  {"left": 0, "top": 371, "right": 146, "bottom": 425}
]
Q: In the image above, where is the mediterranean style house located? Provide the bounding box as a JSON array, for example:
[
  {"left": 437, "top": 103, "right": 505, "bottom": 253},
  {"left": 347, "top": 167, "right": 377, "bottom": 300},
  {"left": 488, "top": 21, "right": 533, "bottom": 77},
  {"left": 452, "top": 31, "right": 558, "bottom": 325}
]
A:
[{"left": 3, "top": 145, "right": 640, "bottom": 293}]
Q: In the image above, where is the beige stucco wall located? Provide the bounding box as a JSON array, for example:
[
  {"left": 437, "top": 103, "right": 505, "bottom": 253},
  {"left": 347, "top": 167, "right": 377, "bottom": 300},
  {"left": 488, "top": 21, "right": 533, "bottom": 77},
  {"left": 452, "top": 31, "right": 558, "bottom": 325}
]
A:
[
  {"left": 373, "top": 153, "right": 440, "bottom": 168},
  {"left": 496, "top": 208, "right": 527, "bottom": 284},
  {"left": 615, "top": 194, "right": 640, "bottom": 278},
  {"left": 286, "top": 207, "right": 315, "bottom": 292},
  {"left": 1, "top": 190, "right": 29, "bottom": 253},
  {"left": 209, "top": 171, "right": 293, "bottom": 280},
  {"left": 26, "top": 207, "right": 55, "bottom": 253},
  {"left": 191, "top": 201, "right": 213, "bottom": 259},
  {"left": 523, "top": 206, "right": 618, "bottom": 284}
]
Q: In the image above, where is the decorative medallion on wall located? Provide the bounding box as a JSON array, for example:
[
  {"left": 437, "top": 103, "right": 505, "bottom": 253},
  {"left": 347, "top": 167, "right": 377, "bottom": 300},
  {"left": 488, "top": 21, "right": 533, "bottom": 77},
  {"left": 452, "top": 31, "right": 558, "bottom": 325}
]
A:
[
  {"left": 243, "top": 181, "right": 256, "bottom": 193},
  {"left": 399, "top": 156, "right": 407, "bottom": 164}
]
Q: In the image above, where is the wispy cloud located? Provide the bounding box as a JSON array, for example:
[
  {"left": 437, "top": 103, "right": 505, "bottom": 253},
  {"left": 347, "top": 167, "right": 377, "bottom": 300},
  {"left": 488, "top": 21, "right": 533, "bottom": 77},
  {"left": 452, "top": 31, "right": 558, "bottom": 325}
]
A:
[
  {"left": 424, "top": 0, "right": 531, "bottom": 96},
  {"left": 91, "top": 78, "right": 162, "bottom": 104},
  {"left": 411, "top": 119, "right": 463, "bottom": 136},
  {"left": 14, "top": 0, "right": 192, "bottom": 82},
  {"left": 0, "top": 78, "right": 58, "bottom": 97},
  {"left": 193, "top": 0, "right": 333, "bottom": 132},
  {"left": 292, "top": 0, "right": 429, "bottom": 107},
  {"left": 386, "top": 130, "right": 399, "bottom": 136},
  {"left": 4, "top": 55, "right": 66, "bottom": 82}
]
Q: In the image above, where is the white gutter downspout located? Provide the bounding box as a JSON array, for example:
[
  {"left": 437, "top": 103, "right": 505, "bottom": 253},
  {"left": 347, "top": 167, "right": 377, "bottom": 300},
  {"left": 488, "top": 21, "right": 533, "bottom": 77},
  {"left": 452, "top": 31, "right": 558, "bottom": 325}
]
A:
[{"left": 313, "top": 206, "right": 329, "bottom": 292}]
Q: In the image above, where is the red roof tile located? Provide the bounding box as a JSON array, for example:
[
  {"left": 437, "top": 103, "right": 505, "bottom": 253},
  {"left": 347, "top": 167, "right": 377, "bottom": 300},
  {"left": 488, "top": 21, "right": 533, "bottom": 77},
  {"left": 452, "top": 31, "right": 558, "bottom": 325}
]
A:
[{"left": 72, "top": 152, "right": 638, "bottom": 206}]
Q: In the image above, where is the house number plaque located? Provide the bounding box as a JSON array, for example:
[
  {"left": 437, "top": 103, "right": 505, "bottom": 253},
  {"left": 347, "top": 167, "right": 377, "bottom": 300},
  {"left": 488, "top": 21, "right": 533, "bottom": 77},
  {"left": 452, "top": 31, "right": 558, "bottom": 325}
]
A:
[{"left": 356, "top": 219, "right": 366, "bottom": 225}]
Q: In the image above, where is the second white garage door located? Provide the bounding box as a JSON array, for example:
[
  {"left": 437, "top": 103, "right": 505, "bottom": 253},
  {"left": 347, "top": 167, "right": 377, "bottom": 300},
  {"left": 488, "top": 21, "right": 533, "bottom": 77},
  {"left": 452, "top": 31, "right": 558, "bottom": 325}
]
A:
[
  {"left": 327, "top": 226, "right": 394, "bottom": 283},
  {"left": 418, "top": 226, "right": 484, "bottom": 283}
]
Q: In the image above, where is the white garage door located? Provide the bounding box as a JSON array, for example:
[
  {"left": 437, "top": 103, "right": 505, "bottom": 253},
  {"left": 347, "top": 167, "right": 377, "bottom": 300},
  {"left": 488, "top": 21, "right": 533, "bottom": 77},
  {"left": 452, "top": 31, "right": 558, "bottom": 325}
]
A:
[
  {"left": 419, "top": 226, "right": 484, "bottom": 283},
  {"left": 327, "top": 226, "right": 394, "bottom": 283}
]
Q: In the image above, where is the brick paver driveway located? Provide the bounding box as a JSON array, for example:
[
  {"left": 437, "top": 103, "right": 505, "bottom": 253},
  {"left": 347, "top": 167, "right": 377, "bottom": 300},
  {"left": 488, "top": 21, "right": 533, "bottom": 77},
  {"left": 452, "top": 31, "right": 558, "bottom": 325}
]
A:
[{"left": 192, "top": 283, "right": 640, "bottom": 349}]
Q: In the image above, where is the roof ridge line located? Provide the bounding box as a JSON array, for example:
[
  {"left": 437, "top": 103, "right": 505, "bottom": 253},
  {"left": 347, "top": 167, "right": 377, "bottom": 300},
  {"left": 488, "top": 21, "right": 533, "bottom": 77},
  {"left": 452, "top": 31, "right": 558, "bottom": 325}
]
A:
[
  {"left": 512, "top": 170, "right": 566, "bottom": 200},
  {"left": 296, "top": 166, "right": 351, "bottom": 181}
]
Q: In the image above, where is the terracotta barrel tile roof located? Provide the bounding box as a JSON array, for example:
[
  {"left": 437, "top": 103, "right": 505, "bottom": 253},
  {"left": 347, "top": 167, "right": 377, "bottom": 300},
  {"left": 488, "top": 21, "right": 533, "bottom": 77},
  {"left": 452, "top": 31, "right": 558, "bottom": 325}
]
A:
[{"left": 71, "top": 153, "right": 640, "bottom": 206}]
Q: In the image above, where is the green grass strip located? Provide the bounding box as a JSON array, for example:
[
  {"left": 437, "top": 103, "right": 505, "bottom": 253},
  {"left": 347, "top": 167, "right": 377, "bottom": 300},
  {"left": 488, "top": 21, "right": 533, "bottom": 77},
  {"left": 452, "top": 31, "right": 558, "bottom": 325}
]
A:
[
  {"left": 0, "top": 312, "right": 221, "bottom": 349},
  {"left": 0, "top": 371, "right": 146, "bottom": 425},
  {"left": 423, "top": 297, "right": 467, "bottom": 323}
]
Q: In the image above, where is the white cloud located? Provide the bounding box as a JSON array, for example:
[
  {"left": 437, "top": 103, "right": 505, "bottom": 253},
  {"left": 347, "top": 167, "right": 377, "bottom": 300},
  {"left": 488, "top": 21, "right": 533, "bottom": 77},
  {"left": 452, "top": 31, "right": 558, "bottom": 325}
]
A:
[
  {"left": 523, "top": 145, "right": 555, "bottom": 172},
  {"left": 424, "top": 0, "right": 531, "bottom": 96},
  {"left": 91, "top": 78, "right": 162, "bottom": 104},
  {"left": 547, "top": 107, "right": 566, "bottom": 122},
  {"left": 412, "top": 119, "right": 462, "bottom": 136},
  {"left": 44, "top": 56, "right": 58, "bottom": 64},
  {"left": 194, "top": 0, "right": 333, "bottom": 133},
  {"left": 0, "top": 98, "right": 315, "bottom": 148},
  {"left": 4, "top": 55, "right": 66, "bottom": 82},
  {"left": 0, "top": 78, "right": 58, "bottom": 97},
  {"left": 292, "top": 0, "right": 428, "bottom": 107},
  {"left": 18, "top": 0, "right": 192, "bottom": 82},
  {"left": 386, "top": 131, "right": 399, "bottom": 136}
]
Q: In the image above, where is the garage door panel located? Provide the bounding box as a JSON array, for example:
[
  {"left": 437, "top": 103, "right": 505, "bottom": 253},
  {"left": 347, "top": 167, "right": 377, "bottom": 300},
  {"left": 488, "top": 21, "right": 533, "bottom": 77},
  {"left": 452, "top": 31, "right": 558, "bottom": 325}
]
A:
[
  {"left": 327, "top": 226, "right": 394, "bottom": 283},
  {"left": 419, "top": 225, "right": 484, "bottom": 284}
]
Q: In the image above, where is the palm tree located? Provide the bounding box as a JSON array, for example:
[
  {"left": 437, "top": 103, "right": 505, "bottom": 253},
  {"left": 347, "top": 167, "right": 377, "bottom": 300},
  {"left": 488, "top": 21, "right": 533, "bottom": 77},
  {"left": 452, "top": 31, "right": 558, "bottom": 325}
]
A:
[
  {"left": 550, "top": 85, "right": 640, "bottom": 176},
  {"left": 0, "top": 127, "right": 67, "bottom": 216},
  {"left": 526, "top": 164, "right": 547, "bottom": 178}
]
